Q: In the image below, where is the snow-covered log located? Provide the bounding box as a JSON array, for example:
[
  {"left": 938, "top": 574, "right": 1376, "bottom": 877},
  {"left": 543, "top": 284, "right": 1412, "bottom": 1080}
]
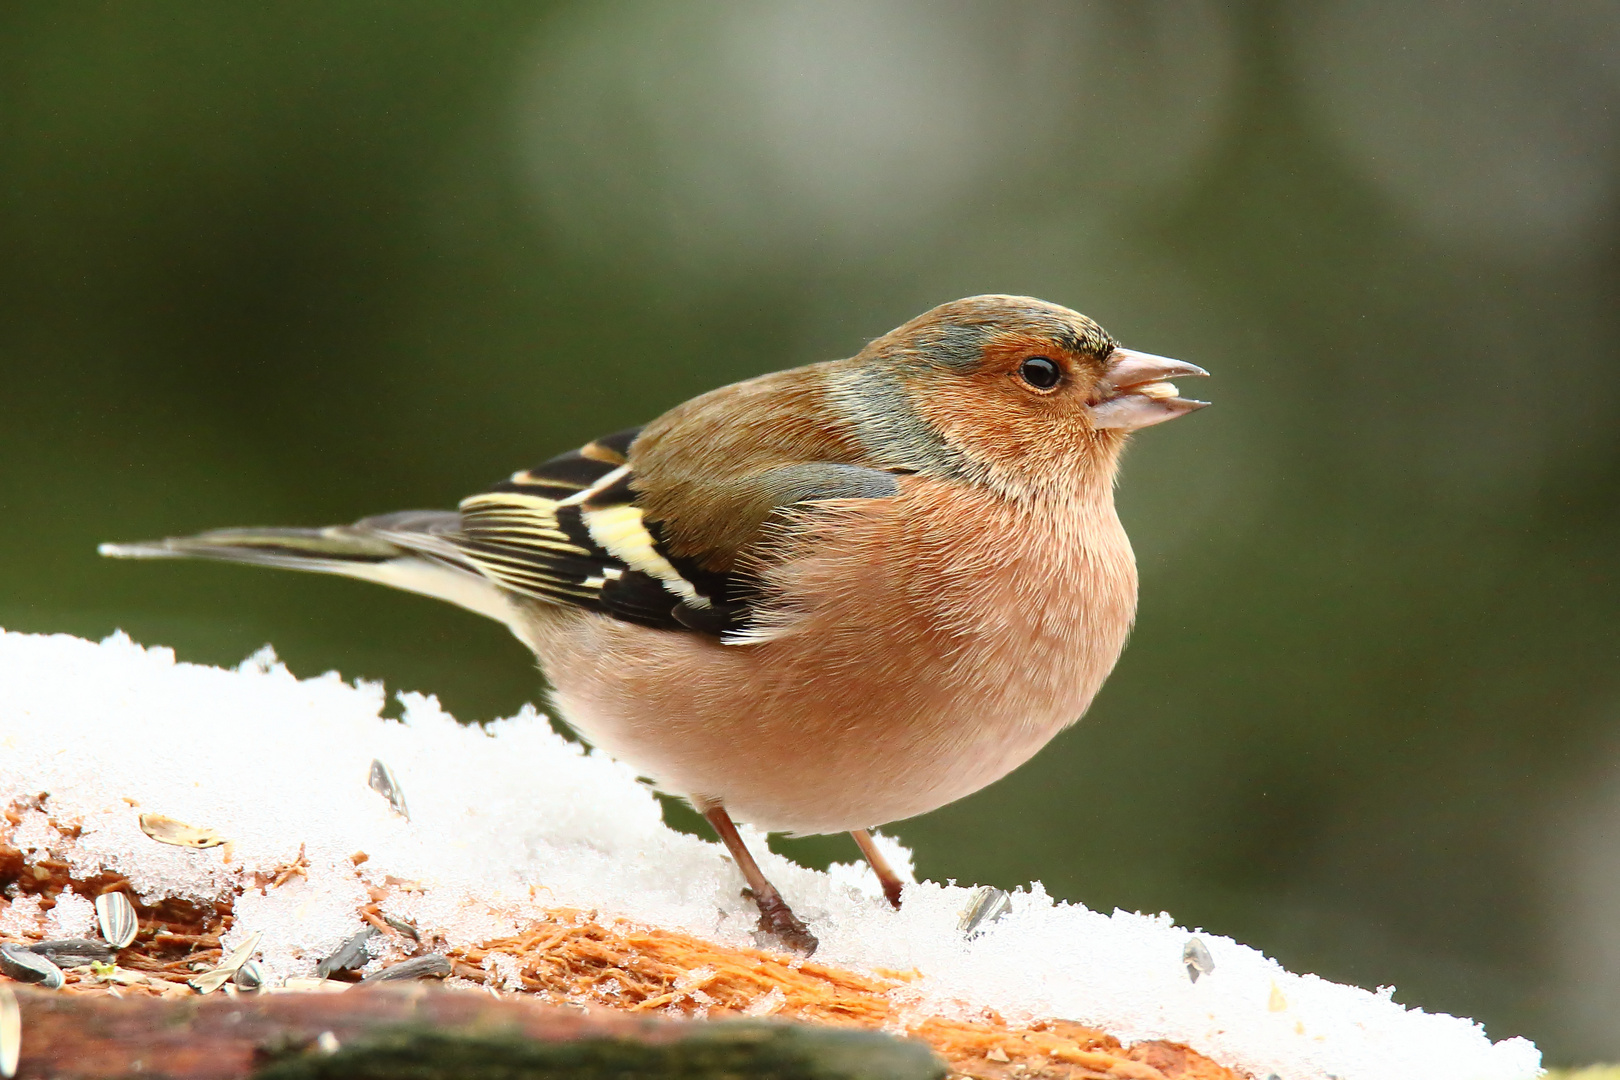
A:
[{"left": 0, "top": 629, "right": 1540, "bottom": 1080}]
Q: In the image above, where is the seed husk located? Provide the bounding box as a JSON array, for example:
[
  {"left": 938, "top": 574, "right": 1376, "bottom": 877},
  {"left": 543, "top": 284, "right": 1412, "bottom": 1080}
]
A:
[
  {"left": 367, "top": 759, "right": 409, "bottom": 820},
  {"left": 316, "top": 927, "right": 376, "bottom": 979},
  {"left": 1183, "top": 936, "right": 1215, "bottom": 982},
  {"left": 381, "top": 914, "right": 420, "bottom": 942},
  {"left": 0, "top": 943, "right": 64, "bottom": 990},
  {"left": 358, "top": 954, "right": 451, "bottom": 983},
  {"left": 95, "top": 966, "right": 164, "bottom": 988},
  {"left": 95, "top": 891, "right": 139, "bottom": 948},
  {"left": 234, "top": 959, "right": 264, "bottom": 992},
  {"left": 956, "top": 885, "right": 1012, "bottom": 938},
  {"left": 277, "top": 977, "right": 349, "bottom": 993},
  {"left": 138, "top": 812, "right": 226, "bottom": 849},
  {"left": 0, "top": 984, "right": 19, "bottom": 1079},
  {"left": 30, "top": 938, "right": 115, "bottom": 966},
  {"left": 189, "top": 930, "right": 263, "bottom": 995}
]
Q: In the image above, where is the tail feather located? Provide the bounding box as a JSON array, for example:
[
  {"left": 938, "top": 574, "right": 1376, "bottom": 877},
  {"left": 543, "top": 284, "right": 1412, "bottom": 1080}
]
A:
[
  {"left": 99, "top": 512, "right": 518, "bottom": 628},
  {"left": 99, "top": 525, "right": 404, "bottom": 565}
]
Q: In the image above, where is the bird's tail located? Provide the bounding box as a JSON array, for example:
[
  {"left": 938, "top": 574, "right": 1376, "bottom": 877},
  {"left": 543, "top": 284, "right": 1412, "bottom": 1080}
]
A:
[{"left": 99, "top": 511, "right": 516, "bottom": 627}]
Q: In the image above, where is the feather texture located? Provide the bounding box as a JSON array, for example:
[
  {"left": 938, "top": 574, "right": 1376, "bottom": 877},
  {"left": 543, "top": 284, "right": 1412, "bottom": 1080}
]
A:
[{"left": 101, "top": 294, "right": 1207, "bottom": 840}]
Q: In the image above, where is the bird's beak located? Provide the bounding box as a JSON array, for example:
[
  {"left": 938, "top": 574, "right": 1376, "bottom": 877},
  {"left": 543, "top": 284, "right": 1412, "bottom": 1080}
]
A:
[{"left": 1089, "top": 348, "right": 1210, "bottom": 431}]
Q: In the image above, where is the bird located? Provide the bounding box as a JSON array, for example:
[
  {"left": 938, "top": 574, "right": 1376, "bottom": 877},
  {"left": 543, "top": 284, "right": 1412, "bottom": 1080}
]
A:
[{"left": 102, "top": 294, "right": 1208, "bottom": 955}]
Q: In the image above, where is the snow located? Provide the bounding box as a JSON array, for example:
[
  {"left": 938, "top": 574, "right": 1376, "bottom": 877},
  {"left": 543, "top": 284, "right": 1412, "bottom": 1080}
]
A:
[{"left": 0, "top": 627, "right": 1539, "bottom": 1080}]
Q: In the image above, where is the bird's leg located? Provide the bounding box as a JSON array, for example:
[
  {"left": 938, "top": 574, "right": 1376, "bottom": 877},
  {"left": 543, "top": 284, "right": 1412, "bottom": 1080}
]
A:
[
  {"left": 850, "top": 829, "right": 904, "bottom": 909},
  {"left": 703, "top": 805, "right": 819, "bottom": 955}
]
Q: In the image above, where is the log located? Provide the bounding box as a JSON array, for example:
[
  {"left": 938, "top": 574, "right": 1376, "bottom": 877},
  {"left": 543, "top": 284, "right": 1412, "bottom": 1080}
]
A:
[{"left": 3, "top": 984, "right": 945, "bottom": 1080}]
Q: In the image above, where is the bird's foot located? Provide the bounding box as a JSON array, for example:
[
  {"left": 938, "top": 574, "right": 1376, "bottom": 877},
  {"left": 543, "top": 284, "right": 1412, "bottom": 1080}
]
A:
[
  {"left": 743, "top": 887, "right": 818, "bottom": 956},
  {"left": 849, "top": 829, "right": 905, "bottom": 910}
]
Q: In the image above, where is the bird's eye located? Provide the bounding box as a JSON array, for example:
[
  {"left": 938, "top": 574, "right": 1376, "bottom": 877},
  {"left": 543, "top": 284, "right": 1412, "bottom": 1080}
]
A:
[{"left": 1018, "top": 356, "right": 1062, "bottom": 391}]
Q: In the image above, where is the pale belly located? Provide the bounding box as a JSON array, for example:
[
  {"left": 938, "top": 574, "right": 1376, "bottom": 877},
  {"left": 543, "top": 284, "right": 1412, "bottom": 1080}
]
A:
[
  {"left": 513, "top": 478, "right": 1139, "bottom": 834},
  {"left": 528, "top": 612, "right": 1122, "bottom": 834}
]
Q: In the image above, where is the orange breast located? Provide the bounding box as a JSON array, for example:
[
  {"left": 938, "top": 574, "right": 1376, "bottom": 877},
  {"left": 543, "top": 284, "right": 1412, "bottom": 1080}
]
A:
[{"left": 520, "top": 474, "right": 1139, "bottom": 834}]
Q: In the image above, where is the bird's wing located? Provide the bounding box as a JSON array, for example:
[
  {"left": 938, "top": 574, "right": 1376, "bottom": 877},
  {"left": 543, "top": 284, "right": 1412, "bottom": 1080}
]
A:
[{"left": 453, "top": 426, "right": 900, "bottom": 637}]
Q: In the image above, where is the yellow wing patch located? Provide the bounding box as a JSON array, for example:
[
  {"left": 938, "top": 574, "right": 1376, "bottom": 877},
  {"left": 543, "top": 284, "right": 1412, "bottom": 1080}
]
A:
[{"left": 582, "top": 504, "right": 708, "bottom": 608}]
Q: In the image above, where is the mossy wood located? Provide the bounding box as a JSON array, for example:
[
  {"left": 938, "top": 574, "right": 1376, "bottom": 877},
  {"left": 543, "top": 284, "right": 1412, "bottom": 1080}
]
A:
[{"left": 6, "top": 984, "right": 944, "bottom": 1080}]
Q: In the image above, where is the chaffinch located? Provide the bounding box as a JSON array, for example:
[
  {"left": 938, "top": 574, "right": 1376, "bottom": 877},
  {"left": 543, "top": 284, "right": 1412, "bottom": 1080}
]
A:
[{"left": 103, "top": 294, "right": 1208, "bottom": 954}]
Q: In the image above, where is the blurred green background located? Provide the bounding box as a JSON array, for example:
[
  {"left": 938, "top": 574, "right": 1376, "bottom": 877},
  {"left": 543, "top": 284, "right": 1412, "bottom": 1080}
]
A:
[{"left": 3, "top": 0, "right": 1618, "bottom": 1063}]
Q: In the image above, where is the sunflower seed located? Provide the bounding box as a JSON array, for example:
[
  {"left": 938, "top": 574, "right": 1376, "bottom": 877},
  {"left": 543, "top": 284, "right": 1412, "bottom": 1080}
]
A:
[
  {"left": 30, "top": 938, "right": 115, "bottom": 966},
  {"left": 0, "top": 944, "right": 64, "bottom": 990},
  {"left": 1183, "top": 936, "right": 1215, "bottom": 982},
  {"left": 95, "top": 891, "right": 139, "bottom": 948},
  {"left": 234, "top": 959, "right": 264, "bottom": 991},
  {"left": 139, "top": 812, "right": 226, "bottom": 849},
  {"left": 189, "top": 930, "right": 263, "bottom": 995},
  {"left": 359, "top": 954, "right": 451, "bottom": 983},
  {"left": 368, "top": 759, "right": 409, "bottom": 820},
  {"left": 0, "top": 984, "right": 19, "bottom": 1079},
  {"left": 957, "top": 885, "right": 1012, "bottom": 937},
  {"left": 316, "top": 927, "right": 376, "bottom": 979},
  {"left": 381, "top": 915, "right": 420, "bottom": 941}
]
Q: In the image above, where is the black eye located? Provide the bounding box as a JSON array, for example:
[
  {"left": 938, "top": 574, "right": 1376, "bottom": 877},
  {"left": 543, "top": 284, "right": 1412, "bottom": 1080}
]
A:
[{"left": 1018, "top": 356, "right": 1062, "bottom": 390}]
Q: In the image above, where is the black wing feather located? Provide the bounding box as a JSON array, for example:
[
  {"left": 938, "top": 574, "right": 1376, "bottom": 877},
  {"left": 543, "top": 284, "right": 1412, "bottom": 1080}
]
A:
[
  {"left": 451, "top": 427, "right": 746, "bottom": 634},
  {"left": 447, "top": 427, "right": 897, "bottom": 639}
]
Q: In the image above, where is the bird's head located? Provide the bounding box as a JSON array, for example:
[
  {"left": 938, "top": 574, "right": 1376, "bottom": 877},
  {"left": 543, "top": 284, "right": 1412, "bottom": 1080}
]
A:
[{"left": 833, "top": 295, "right": 1208, "bottom": 486}]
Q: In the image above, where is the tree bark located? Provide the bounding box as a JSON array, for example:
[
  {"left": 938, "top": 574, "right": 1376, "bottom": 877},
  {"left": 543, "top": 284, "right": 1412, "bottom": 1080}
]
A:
[{"left": 4, "top": 984, "right": 944, "bottom": 1080}]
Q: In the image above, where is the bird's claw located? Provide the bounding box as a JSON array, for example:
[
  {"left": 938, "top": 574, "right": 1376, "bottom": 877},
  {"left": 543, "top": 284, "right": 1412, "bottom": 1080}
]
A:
[{"left": 749, "top": 893, "right": 818, "bottom": 956}]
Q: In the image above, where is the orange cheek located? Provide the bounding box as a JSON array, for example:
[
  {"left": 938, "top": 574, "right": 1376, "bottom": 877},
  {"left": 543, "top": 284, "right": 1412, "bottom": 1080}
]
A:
[{"left": 909, "top": 372, "right": 1096, "bottom": 474}]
